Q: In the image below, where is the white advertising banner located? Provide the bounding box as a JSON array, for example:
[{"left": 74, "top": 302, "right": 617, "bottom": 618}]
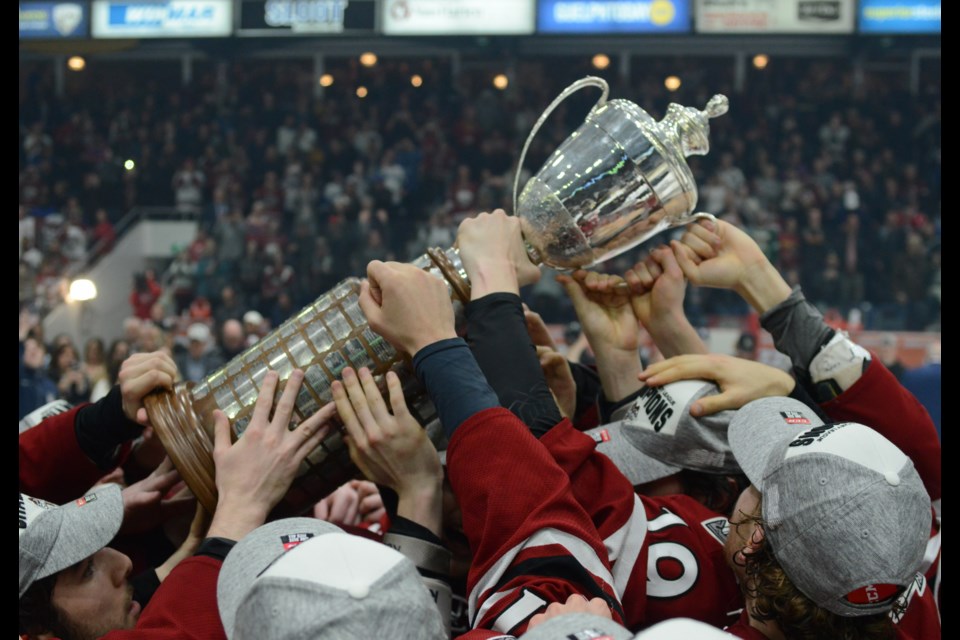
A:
[
  {"left": 91, "top": 0, "right": 233, "bottom": 38},
  {"left": 381, "top": 0, "right": 536, "bottom": 35},
  {"left": 695, "top": 0, "right": 854, "bottom": 33}
]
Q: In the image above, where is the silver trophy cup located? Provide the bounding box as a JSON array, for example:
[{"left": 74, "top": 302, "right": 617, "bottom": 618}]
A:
[{"left": 514, "top": 76, "right": 729, "bottom": 270}]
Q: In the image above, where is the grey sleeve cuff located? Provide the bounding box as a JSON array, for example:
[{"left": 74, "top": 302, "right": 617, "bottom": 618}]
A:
[{"left": 759, "top": 286, "right": 835, "bottom": 374}]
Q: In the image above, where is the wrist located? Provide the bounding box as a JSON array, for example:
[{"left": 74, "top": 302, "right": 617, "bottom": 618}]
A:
[
  {"left": 735, "top": 262, "right": 792, "bottom": 314},
  {"left": 206, "top": 499, "right": 269, "bottom": 540},
  {"left": 648, "top": 312, "right": 708, "bottom": 358},
  {"left": 396, "top": 480, "right": 443, "bottom": 537},
  {"left": 467, "top": 261, "right": 520, "bottom": 299},
  {"left": 593, "top": 350, "right": 644, "bottom": 403}
]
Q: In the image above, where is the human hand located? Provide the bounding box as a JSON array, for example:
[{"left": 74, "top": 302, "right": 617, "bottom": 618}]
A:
[
  {"left": 313, "top": 479, "right": 387, "bottom": 528},
  {"left": 117, "top": 351, "right": 178, "bottom": 426},
  {"left": 155, "top": 502, "right": 211, "bottom": 582},
  {"left": 523, "top": 305, "right": 559, "bottom": 351},
  {"left": 119, "top": 457, "right": 194, "bottom": 535},
  {"left": 456, "top": 209, "right": 541, "bottom": 298},
  {"left": 207, "top": 370, "right": 335, "bottom": 540},
  {"left": 333, "top": 366, "right": 442, "bottom": 535},
  {"left": 527, "top": 594, "right": 613, "bottom": 630},
  {"left": 671, "top": 218, "right": 790, "bottom": 313},
  {"left": 556, "top": 270, "right": 640, "bottom": 356},
  {"left": 638, "top": 353, "right": 795, "bottom": 417},
  {"left": 626, "top": 246, "right": 686, "bottom": 331},
  {"left": 360, "top": 261, "right": 457, "bottom": 356},
  {"left": 536, "top": 345, "right": 577, "bottom": 420}
]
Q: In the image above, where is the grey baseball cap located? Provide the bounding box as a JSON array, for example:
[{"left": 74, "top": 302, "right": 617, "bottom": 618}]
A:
[
  {"left": 729, "top": 397, "right": 930, "bottom": 616},
  {"left": 519, "top": 613, "right": 735, "bottom": 639},
  {"left": 589, "top": 380, "right": 740, "bottom": 485},
  {"left": 218, "top": 517, "right": 447, "bottom": 640},
  {"left": 19, "top": 484, "right": 124, "bottom": 598}
]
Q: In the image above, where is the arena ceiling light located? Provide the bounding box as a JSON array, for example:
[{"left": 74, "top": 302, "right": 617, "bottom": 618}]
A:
[
  {"left": 592, "top": 54, "right": 610, "bottom": 70},
  {"left": 664, "top": 75, "right": 681, "bottom": 91},
  {"left": 319, "top": 74, "right": 334, "bottom": 87},
  {"left": 411, "top": 74, "right": 423, "bottom": 87},
  {"left": 67, "top": 56, "right": 85, "bottom": 71},
  {"left": 753, "top": 54, "right": 770, "bottom": 70},
  {"left": 67, "top": 278, "right": 97, "bottom": 302},
  {"left": 359, "top": 52, "right": 378, "bottom": 67},
  {"left": 356, "top": 86, "right": 368, "bottom": 98},
  {"left": 493, "top": 74, "right": 509, "bottom": 90}
]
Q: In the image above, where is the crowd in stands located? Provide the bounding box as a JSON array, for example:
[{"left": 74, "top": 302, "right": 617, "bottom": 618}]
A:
[{"left": 19, "top": 55, "right": 940, "bottom": 339}]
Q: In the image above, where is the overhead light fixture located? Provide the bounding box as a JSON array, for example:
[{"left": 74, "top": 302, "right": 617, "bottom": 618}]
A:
[
  {"left": 664, "top": 75, "right": 681, "bottom": 91},
  {"left": 356, "top": 86, "right": 368, "bottom": 98},
  {"left": 68, "top": 278, "right": 97, "bottom": 302},
  {"left": 359, "top": 52, "right": 378, "bottom": 67},
  {"left": 493, "top": 74, "right": 509, "bottom": 90},
  {"left": 411, "top": 74, "right": 423, "bottom": 87},
  {"left": 319, "top": 73, "right": 334, "bottom": 87},
  {"left": 753, "top": 54, "right": 770, "bottom": 70},
  {"left": 592, "top": 54, "right": 611, "bottom": 70},
  {"left": 67, "top": 56, "right": 86, "bottom": 71}
]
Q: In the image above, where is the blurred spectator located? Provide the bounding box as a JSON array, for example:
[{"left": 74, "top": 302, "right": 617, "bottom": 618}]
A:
[
  {"left": 174, "top": 322, "right": 224, "bottom": 383},
  {"left": 877, "top": 333, "right": 906, "bottom": 381},
  {"left": 90, "top": 338, "right": 131, "bottom": 402},
  {"left": 243, "top": 310, "right": 266, "bottom": 346},
  {"left": 47, "top": 340, "right": 91, "bottom": 405},
  {"left": 219, "top": 318, "right": 247, "bottom": 361},
  {"left": 129, "top": 270, "right": 162, "bottom": 320},
  {"left": 171, "top": 156, "right": 205, "bottom": 216},
  {"left": 19, "top": 334, "right": 57, "bottom": 420},
  {"left": 89, "top": 207, "right": 117, "bottom": 258},
  {"left": 82, "top": 336, "right": 109, "bottom": 394}
]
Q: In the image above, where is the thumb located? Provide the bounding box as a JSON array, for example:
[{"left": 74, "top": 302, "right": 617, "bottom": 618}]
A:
[
  {"left": 690, "top": 394, "right": 735, "bottom": 417},
  {"left": 670, "top": 240, "right": 701, "bottom": 282}
]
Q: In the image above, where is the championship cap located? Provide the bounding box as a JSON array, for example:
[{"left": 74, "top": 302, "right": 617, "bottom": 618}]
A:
[
  {"left": 19, "top": 484, "right": 124, "bottom": 598},
  {"left": 588, "top": 380, "right": 740, "bottom": 485},
  {"left": 729, "top": 397, "right": 930, "bottom": 616},
  {"left": 519, "top": 613, "right": 735, "bottom": 639},
  {"left": 217, "top": 517, "right": 447, "bottom": 640},
  {"left": 187, "top": 322, "right": 211, "bottom": 343}
]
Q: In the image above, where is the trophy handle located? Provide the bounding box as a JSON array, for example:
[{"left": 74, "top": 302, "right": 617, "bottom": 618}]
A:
[{"left": 512, "top": 76, "right": 610, "bottom": 219}]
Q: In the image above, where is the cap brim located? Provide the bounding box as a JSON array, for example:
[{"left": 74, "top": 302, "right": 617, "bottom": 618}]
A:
[
  {"left": 218, "top": 517, "right": 343, "bottom": 638},
  {"left": 33, "top": 484, "right": 124, "bottom": 584},
  {"left": 587, "top": 422, "right": 681, "bottom": 485},
  {"left": 728, "top": 397, "right": 825, "bottom": 488},
  {"left": 519, "top": 612, "right": 633, "bottom": 640}
]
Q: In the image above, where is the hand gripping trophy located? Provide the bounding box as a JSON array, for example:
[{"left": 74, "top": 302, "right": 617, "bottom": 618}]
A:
[{"left": 145, "top": 77, "right": 728, "bottom": 517}]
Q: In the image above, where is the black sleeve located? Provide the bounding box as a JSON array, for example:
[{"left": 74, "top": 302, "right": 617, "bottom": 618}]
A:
[
  {"left": 194, "top": 537, "right": 237, "bottom": 561},
  {"left": 465, "top": 292, "right": 563, "bottom": 438},
  {"left": 73, "top": 386, "right": 143, "bottom": 470},
  {"left": 130, "top": 569, "right": 161, "bottom": 608}
]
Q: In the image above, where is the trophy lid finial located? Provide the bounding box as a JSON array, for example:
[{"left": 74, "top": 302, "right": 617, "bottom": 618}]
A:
[{"left": 703, "top": 94, "right": 729, "bottom": 119}]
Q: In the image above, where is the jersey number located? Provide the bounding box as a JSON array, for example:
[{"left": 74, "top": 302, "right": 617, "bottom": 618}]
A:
[{"left": 646, "top": 509, "right": 699, "bottom": 599}]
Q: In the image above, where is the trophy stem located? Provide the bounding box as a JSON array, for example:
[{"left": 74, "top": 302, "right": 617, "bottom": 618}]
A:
[{"left": 144, "top": 384, "right": 219, "bottom": 514}]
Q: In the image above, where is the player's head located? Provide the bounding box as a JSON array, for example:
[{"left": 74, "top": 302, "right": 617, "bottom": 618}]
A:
[
  {"left": 588, "top": 380, "right": 748, "bottom": 514},
  {"left": 218, "top": 517, "right": 447, "bottom": 640},
  {"left": 19, "top": 485, "right": 139, "bottom": 640},
  {"left": 725, "top": 397, "right": 930, "bottom": 637}
]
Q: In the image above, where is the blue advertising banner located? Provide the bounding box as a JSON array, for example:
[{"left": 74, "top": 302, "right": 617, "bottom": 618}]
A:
[
  {"left": 537, "top": 0, "right": 691, "bottom": 33},
  {"left": 858, "top": 0, "right": 940, "bottom": 34},
  {"left": 20, "top": 1, "right": 90, "bottom": 39}
]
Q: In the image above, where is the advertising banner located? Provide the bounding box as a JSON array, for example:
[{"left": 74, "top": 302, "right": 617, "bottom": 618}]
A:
[
  {"left": 382, "top": 0, "right": 536, "bottom": 35},
  {"left": 237, "top": 0, "right": 377, "bottom": 35},
  {"left": 695, "top": 0, "right": 854, "bottom": 34},
  {"left": 858, "top": 0, "right": 940, "bottom": 34},
  {"left": 538, "top": 0, "right": 691, "bottom": 33},
  {"left": 91, "top": 0, "right": 232, "bottom": 37},
  {"left": 20, "top": 1, "right": 90, "bottom": 39}
]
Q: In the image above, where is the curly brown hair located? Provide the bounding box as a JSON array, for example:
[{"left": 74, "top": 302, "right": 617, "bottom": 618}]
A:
[{"left": 735, "top": 505, "right": 900, "bottom": 640}]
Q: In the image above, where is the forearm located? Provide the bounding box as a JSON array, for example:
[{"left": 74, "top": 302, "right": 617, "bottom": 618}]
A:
[
  {"left": 413, "top": 338, "right": 501, "bottom": 439},
  {"left": 465, "top": 293, "right": 563, "bottom": 436},
  {"left": 591, "top": 347, "right": 644, "bottom": 404},
  {"left": 759, "top": 286, "right": 835, "bottom": 374},
  {"left": 396, "top": 481, "right": 443, "bottom": 538},
  {"left": 735, "top": 260, "right": 793, "bottom": 315},
  {"left": 74, "top": 385, "right": 143, "bottom": 470},
  {"left": 645, "top": 309, "right": 709, "bottom": 358}
]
